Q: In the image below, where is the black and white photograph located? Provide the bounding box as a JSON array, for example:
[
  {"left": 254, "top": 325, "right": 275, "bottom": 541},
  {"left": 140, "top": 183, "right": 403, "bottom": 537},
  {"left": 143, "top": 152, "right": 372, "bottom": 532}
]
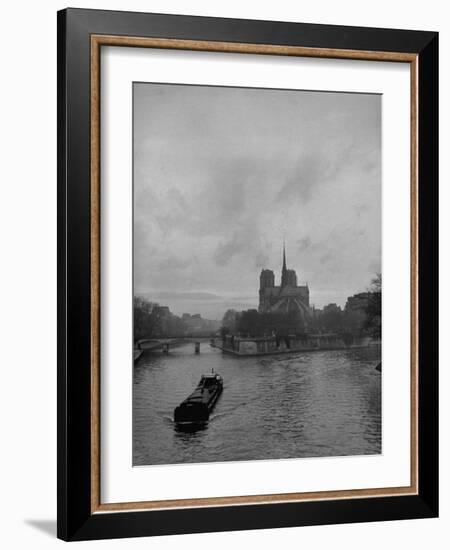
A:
[{"left": 132, "top": 82, "right": 382, "bottom": 466}]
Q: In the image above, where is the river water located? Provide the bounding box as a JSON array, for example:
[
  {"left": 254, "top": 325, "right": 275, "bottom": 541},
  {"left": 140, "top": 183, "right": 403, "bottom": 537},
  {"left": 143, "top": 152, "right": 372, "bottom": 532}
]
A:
[{"left": 133, "top": 343, "right": 381, "bottom": 466}]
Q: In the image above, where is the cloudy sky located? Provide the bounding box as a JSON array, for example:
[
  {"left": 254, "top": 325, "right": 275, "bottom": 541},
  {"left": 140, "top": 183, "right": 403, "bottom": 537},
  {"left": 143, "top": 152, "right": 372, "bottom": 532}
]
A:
[{"left": 134, "top": 83, "right": 381, "bottom": 320}]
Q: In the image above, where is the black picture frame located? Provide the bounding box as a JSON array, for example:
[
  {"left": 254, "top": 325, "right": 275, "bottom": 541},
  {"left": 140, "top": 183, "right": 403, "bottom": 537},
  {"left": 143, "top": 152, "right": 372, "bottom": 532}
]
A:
[{"left": 57, "top": 7, "right": 438, "bottom": 541}]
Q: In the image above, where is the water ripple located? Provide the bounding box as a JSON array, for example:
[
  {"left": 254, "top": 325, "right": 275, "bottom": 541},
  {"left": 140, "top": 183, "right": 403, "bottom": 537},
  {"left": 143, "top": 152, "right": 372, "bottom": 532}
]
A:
[{"left": 133, "top": 345, "right": 381, "bottom": 465}]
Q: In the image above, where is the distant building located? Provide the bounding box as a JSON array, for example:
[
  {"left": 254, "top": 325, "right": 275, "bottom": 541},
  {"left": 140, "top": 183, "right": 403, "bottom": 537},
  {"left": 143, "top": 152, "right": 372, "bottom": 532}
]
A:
[
  {"left": 345, "top": 292, "right": 371, "bottom": 314},
  {"left": 155, "top": 305, "right": 171, "bottom": 316},
  {"left": 323, "top": 303, "right": 342, "bottom": 314},
  {"left": 258, "top": 243, "right": 310, "bottom": 321},
  {"left": 181, "top": 312, "right": 221, "bottom": 334}
]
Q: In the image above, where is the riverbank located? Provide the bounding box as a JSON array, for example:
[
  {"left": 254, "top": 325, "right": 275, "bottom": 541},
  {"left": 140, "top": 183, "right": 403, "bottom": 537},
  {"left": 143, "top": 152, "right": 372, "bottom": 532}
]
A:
[{"left": 214, "top": 334, "right": 380, "bottom": 357}]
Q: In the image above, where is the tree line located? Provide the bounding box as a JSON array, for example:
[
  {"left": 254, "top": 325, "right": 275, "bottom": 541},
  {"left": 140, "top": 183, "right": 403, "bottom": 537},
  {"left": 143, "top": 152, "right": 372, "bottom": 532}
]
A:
[
  {"left": 133, "top": 297, "right": 219, "bottom": 342},
  {"left": 221, "top": 274, "right": 381, "bottom": 339}
]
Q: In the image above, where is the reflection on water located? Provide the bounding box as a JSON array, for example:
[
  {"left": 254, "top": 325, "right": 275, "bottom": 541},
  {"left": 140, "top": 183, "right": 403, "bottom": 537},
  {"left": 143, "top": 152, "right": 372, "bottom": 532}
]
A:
[{"left": 133, "top": 344, "right": 381, "bottom": 466}]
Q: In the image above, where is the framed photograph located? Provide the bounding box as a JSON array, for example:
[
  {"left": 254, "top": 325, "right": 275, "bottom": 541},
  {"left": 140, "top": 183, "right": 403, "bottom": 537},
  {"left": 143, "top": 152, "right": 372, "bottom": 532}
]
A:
[{"left": 57, "top": 8, "right": 438, "bottom": 541}]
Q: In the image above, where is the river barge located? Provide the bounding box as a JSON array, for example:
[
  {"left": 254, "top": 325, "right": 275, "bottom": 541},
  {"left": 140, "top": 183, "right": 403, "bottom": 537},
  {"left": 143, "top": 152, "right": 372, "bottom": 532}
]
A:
[{"left": 174, "top": 371, "right": 223, "bottom": 423}]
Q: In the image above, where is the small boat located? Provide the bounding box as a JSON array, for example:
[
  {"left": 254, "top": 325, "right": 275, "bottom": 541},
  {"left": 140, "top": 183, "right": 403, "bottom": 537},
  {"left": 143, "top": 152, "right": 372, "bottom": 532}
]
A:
[{"left": 174, "top": 371, "right": 223, "bottom": 423}]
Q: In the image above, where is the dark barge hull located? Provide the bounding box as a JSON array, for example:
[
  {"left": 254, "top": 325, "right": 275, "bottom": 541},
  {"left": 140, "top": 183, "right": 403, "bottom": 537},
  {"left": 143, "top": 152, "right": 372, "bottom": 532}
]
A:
[{"left": 174, "top": 374, "right": 223, "bottom": 423}]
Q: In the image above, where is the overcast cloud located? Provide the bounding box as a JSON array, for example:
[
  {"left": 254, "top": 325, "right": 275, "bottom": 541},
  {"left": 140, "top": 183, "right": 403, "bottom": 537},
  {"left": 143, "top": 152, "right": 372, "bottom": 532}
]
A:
[{"left": 134, "top": 83, "right": 381, "bottom": 319}]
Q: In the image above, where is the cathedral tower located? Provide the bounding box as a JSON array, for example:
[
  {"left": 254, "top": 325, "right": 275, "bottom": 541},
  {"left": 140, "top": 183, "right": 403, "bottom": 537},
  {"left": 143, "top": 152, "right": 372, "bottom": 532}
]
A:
[
  {"left": 260, "top": 269, "right": 275, "bottom": 289},
  {"left": 258, "top": 240, "right": 310, "bottom": 315}
]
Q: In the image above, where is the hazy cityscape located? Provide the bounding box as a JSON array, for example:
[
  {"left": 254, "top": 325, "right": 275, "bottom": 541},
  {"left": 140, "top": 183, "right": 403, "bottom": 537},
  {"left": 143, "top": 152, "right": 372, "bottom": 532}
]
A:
[{"left": 134, "top": 252, "right": 381, "bottom": 342}]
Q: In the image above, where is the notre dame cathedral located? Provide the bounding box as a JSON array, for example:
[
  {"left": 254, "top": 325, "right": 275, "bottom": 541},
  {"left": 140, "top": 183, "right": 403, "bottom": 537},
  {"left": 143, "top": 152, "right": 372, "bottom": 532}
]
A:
[{"left": 258, "top": 244, "right": 311, "bottom": 321}]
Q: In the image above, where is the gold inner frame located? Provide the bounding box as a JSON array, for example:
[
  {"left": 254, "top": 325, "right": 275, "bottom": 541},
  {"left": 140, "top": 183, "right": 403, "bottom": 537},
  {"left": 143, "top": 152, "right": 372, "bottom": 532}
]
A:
[{"left": 90, "top": 35, "right": 419, "bottom": 514}]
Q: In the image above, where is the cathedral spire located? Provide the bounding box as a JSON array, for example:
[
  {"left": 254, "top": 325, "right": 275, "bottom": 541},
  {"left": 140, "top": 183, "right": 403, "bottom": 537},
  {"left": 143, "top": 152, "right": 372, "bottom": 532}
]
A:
[{"left": 281, "top": 240, "right": 288, "bottom": 286}]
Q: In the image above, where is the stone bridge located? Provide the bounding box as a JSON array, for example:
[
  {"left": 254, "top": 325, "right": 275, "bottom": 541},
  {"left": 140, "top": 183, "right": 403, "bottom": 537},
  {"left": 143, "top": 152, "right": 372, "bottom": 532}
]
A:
[{"left": 134, "top": 336, "right": 213, "bottom": 361}]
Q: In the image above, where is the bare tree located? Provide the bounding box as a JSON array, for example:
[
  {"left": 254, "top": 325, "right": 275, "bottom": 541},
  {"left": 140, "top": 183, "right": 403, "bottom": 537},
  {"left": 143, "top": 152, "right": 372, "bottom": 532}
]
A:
[
  {"left": 133, "top": 297, "right": 162, "bottom": 342},
  {"left": 365, "top": 273, "right": 382, "bottom": 338}
]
